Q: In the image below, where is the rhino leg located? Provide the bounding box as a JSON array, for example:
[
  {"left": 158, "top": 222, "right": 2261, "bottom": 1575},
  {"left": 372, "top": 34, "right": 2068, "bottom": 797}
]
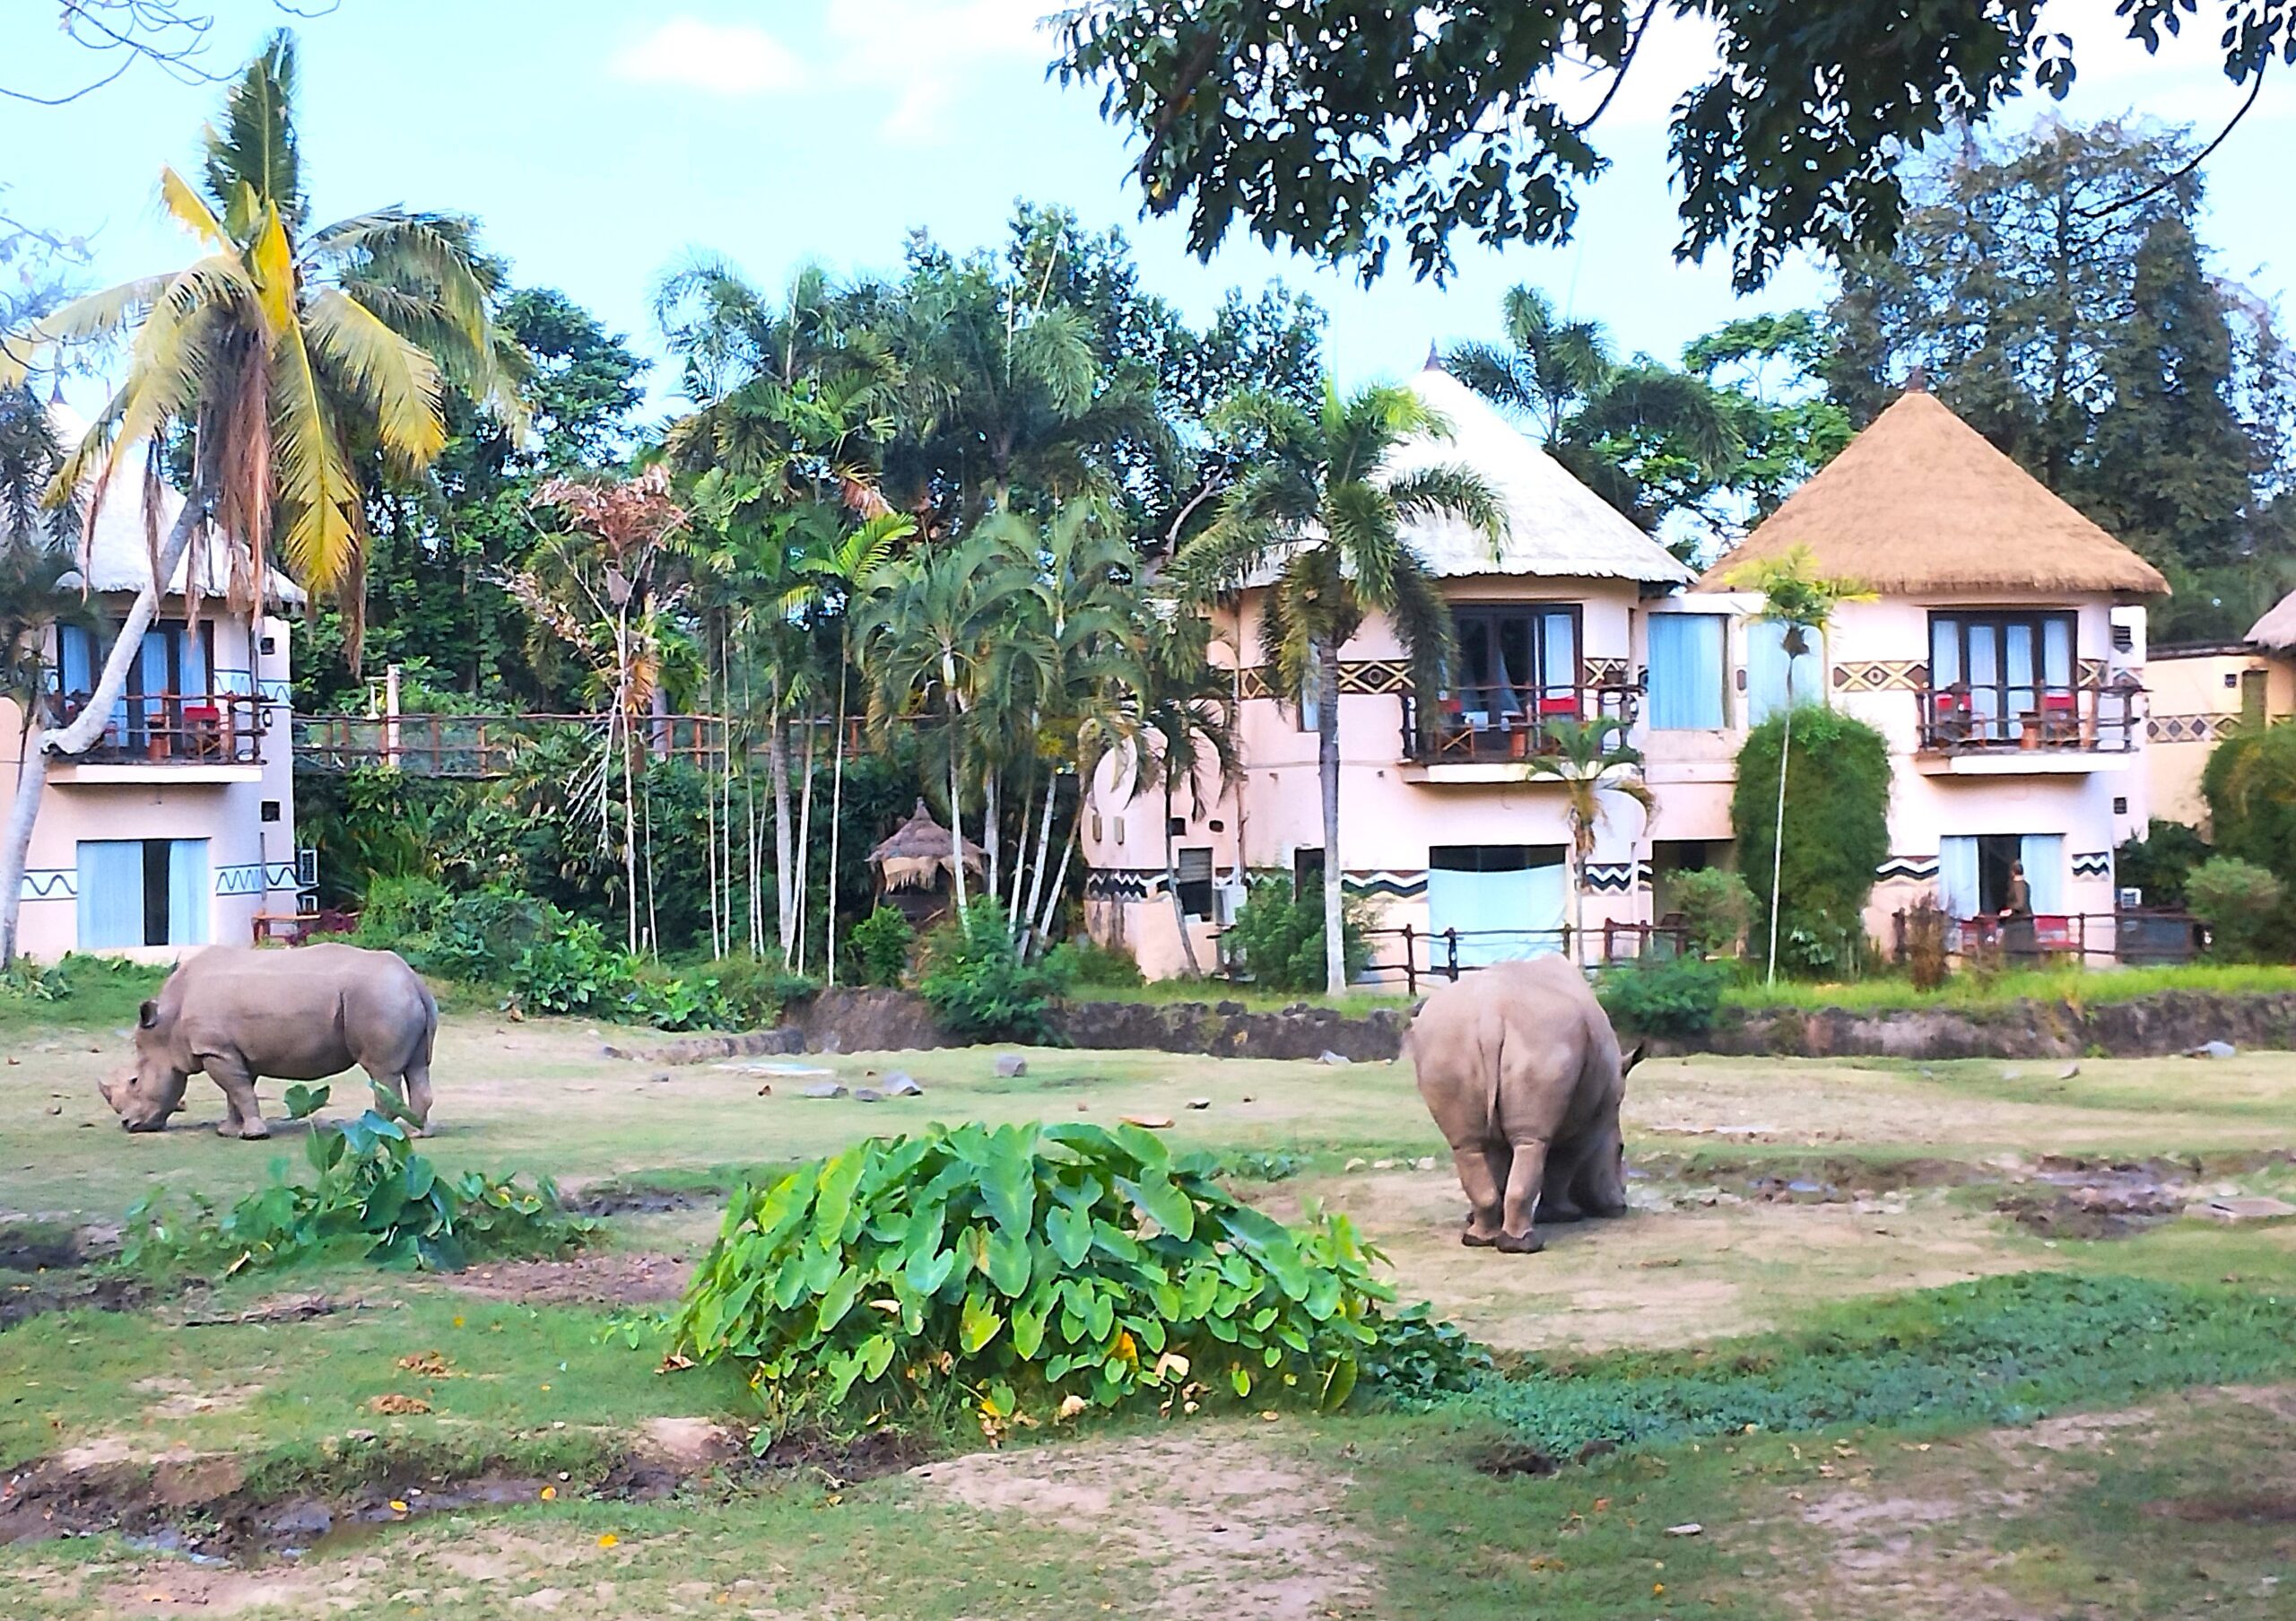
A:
[
  {"left": 402, "top": 1059, "right": 433, "bottom": 1134},
  {"left": 1495, "top": 1137, "right": 1551, "bottom": 1254},
  {"left": 1451, "top": 1146, "right": 1507, "bottom": 1246},
  {"left": 206, "top": 1057, "right": 269, "bottom": 1140},
  {"left": 1535, "top": 1137, "right": 1587, "bottom": 1224},
  {"left": 1570, "top": 1122, "right": 1628, "bottom": 1218}
]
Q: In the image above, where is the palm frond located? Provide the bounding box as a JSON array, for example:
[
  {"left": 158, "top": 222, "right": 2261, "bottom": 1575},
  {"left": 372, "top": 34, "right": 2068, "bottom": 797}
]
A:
[
  {"left": 1386, "top": 462, "right": 1506, "bottom": 562},
  {"left": 158, "top": 166, "right": 230, "bottom": 251},
  {"left": 268, "top": 315, "right": 361, "bottom": 593},
  {"left": 303, "top": 287, "right": 446, "bottom": 469},
  {"left": 204, "top": 30, "right": 303, "bottom": 231},
  {"left": 0, "top": 275, "right": 176, "bottom": 386},
  {"left": 1010, "top": 305, "right": 1098, "bottom": 417}
]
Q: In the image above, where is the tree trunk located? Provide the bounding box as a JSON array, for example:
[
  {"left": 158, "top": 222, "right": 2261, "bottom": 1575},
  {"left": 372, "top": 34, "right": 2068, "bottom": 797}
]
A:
[
  {"left": 1766, "top": 684, "right": 1794, "bottom": 986},
  {"left": 1008, "top": 766, "right": 1034, "bottom": 918},
  {"left": 1020, "top": 766, "right": 1059, "bottom": 958},
  {"left": 945, "top": 724, "right": 970, "bottom": 919},
  {"left": 824, "top": 652, "right": 848, "bottom": 985},
  {"left": 983, "top": 764, "right": 1002, "bottom": 917},
  {"left": 1164, "top": 775, "right": 1201, "bottom": 978},
  {"left": 769, "top": 680, "right": 795, "bottom": 967},
  {"left": 0, "top": 493, "right": 206, "bottom": 964},
  {"left": 793, "top": 708, "right": 817, "bottom": 972},
  {"left": 1317, "top": 639, "right": 1345, "bottom": 998},
  {"left": 1035, "top": 800, "right": 1079, "bottom": 950}
]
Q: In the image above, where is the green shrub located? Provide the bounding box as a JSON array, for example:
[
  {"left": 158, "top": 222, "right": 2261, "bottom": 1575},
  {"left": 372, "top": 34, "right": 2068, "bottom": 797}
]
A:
[
  {"left": 356, "top": 875, "right": 452, "bottom": 941},
  {"left": 707, "top": 953, "right": 818, "bottom": 1027},
  {"left": 918, "top": 900, "right": 1069, "bottom": 1042},
  {"left": 848, "top": 905, "right": 917, "bottom": 988},
  {"left": 122, "top": 1088, "right": 587, "bottom": 1275},
  {"left": 1042, "top": 937, "right": 1144, "bottom": 989},
  {"left": 1596, "top": 954, "right": 1733, "bottom": 1036},
  {"left": 1731, "top": 706, "right": 1891, "bottom": 977},
  {"left": 2115, "top": 818, "right": 2213, "bottom": 908},
  {"left": 1222, "top": 876, "right": 1370, "bottom": 992},
  {"left": 1667, "top": 867, "right": 1755, "bottom": 957},
  {"left": 510, "top": 917, "right": 636, "bottom": 1015},
  {"left": 2204, "top": 721, "right": 2296, "bottom": 885},
  {"left": 421, "top": 887, "right": 553, "bottom": 981},
  {"left": 667, "top": 1120, "right": 1396, "bottom": 1436},
  {"left": 2185, "top": 855, "right": 2287, "bottom": 962}
]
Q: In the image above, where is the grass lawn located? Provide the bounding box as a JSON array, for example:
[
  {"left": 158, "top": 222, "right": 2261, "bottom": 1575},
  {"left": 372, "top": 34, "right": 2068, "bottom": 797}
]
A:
[
  {"left": 1718, "top": 960, "right": 2296, "bottom": 1015},
  {"left": 4, "top": 1000, "right": 2295, "bottom": 1618}
]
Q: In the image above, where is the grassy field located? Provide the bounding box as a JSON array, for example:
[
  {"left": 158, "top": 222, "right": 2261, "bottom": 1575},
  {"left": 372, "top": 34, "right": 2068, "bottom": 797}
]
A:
[{"left": 4, "top": 1000, "right": 2295, "bottom": 1619}]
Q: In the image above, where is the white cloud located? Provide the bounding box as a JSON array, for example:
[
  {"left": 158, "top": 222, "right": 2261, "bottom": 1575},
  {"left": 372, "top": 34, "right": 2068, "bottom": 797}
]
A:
[
  {"left": 824, "top": 0, "right": 1057, "bottom": 143},
  {"left": 614, "top": 18, "right": 804, "bottom": 97}
]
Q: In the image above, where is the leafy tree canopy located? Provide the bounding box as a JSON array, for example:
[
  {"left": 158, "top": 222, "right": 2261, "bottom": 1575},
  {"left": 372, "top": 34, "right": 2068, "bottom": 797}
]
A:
[{"left": 1053, "top": 1, "right": 2291, "bottom": 289}]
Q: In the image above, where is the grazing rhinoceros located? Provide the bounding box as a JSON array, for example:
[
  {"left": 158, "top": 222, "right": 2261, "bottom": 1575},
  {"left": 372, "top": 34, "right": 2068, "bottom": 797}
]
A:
[
  {"left": 100, "top": 944, "right": 439, "bottom": 1139},
  {"left": 1404, "top": 954, "right": 1642, "bottom": 1254}
]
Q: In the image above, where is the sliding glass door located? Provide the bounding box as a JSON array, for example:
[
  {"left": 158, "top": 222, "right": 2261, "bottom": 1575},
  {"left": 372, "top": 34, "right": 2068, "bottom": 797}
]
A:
[{"left": 1929, "top": 612, "right": 2074, "bottom": 744}]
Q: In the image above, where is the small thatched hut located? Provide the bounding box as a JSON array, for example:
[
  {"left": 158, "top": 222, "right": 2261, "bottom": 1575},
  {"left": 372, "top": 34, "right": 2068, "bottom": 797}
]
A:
[
  {"left": 2248, "top": 588, "right": 2296, "bottom": 655},
  {"left": 867, "top": 799, "right": 987, "bottom": 926}
]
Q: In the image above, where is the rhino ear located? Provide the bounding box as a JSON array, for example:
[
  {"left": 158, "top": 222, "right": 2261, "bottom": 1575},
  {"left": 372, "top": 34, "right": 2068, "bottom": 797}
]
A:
[
  {"left": 1621, "top": 1040, "right": 1648, "bottom": 1076},
  {"left": 137, "top": 999, "right": 161, "bottom": 1030}
]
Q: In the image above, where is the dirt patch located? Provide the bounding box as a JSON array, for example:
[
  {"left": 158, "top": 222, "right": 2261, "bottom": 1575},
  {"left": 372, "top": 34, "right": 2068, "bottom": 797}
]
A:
[
  {"left": 135, "top": 1375, "right": 265, "bottom": 1419},
  {"left": 1, "top": 1269, "right": 161, "bottom": 1331},
  {"left": 559, "top": 1183, "right": 709, "bottom": 1217},
  {"left": 2145, "top": 1492, "right": 2296, "bottom": 1523},
  {"left": 757, "top": 1425, "right": 933, "bottom": 1486},
  {"left": 442, "top": 1251, "right": 691, "bottom": 1308},
  {"left": 1471, "top": 1442, "right": 1558, "bottom": 1478},
  {"left": 97, "top": 1563, "right": 341, "bottom": 1617},
  {"left": 918, "top": 1428, "right": 1373, "bottom": 1621}
]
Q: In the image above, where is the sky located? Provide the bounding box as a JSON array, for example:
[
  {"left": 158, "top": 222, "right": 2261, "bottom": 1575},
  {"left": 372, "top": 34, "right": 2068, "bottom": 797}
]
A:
[{"left": 4, "top": 1, "right": 2293, "bottom": 420}]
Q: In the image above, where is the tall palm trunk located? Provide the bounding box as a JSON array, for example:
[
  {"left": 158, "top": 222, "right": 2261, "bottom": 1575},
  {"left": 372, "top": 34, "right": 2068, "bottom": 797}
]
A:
[
  {"left": 768, "top": 671, "right": 795, "bottom": 966},
  {"left": 983, "top": 765, "right": 1003, "bottom": 915},
  {"left": 1035, "top": 798, "right": 1080, "bottom": 949},
  {"left": 1020, "top": 767, "right": 1059, "bottom": 957},
  {"left": 824, "top": 650, "right": 849, "bottom": 985},
  {"left": 1766, "top": 690, "right": 1793, "bottom": 986},
  {"left": 1316, "top": 638, "right": 1345, "bottom": 998},
  {"left": 1162, "top": 775, "right": 1202, "bottom": 978},
  {"left": 793, "top": 709, "right": 817, "bottom": 972},
  {"left": 945, "top": 721, "right": 970, "bottom": 918},
  {"left": 0, "top": 492, "right": 204, "bottom": 964}
]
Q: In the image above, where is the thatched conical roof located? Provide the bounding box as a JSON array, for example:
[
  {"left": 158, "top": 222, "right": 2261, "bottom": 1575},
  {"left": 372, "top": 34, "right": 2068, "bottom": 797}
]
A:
[
  {"left": 867, "top": 799, "right": 985, "bottom": 891},
  {"left": 1695, "top": 388, "right": 2169, "bottom": 597},
  {"left": 2247, "top": 588, "right": 2296, "bottom": 654}
]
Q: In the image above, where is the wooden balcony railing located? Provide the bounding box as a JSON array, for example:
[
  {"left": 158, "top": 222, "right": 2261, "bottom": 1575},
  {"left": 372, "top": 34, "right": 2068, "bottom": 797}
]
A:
[
  {"left": 1400, "top": 683, "right": 1640, "bottom": 763},
  {"left": 1915, "top": 683, "right": 2144, "bottom": 754},
  {"left": 291, "top": 712, "right": 870, "bottom": 777},
  {"left": 51, "top": 689, "right": 268, "bottom": 765}
]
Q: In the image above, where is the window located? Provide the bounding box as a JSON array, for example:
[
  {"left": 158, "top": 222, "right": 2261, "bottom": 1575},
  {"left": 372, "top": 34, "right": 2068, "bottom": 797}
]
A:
[
  {"left": 1449, "top": 606, "right": 1581, "bottom": 724},
  {"left": 1292, "top": 847, "right": 1325, "bottom": 894},
  {"left": 1929, "top": 611, "right": 2074, "bottom": 743},
  {"left": 58, "top": 620, "right": 217, "bottom": 749},
  {"left": 76, "top": 838, "right": 208, "bottom": 948},
  {"left": 1167, "top": 816, "right": 1187, "bottom": 838},
  {"left": 1938, "top": 833, "right": 2064, "bottom": 919},
  {"left": 1176, "top": 848, "right": 1214, "bottom": 919},
  {"left": 1746, "top": 618, "right": 1824, "bottom": 723},
  {"left": 2240, "top": 669, "right": 2267, "bottom": 727},
  {"left": 1648, "top": 614, "right": 1726, "bottom": 729},
  {"left": 1427, "top": 845, "right": 1569, "bottom": 966},
  {"left": 261, "top": 800, "right": 282, "bottom": 824}
]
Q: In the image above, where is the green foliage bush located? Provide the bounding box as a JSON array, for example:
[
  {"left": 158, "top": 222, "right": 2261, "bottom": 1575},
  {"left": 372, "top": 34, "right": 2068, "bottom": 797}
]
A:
[
  {"left": 1043, "top": 937, "right": 1146, "bottom": 989},
  {"left": 1667, "top": 867, "right": 1755, "bottom": 957},
  {"left": 668, "top": 1121, "right": 1398, "bottom": 1435},
  {"left": 122, "top": 1089, "right": 587, "bottom": 1275},
  {"left": 1730, "top": 706, "right": 1891, "bottom": 976},
  {"left": 848, "top": 904, "right": 917, "bottom": 988},
  {"left": 1460, "top": 1273, "right": 2296, "bottom": 1453},
  {"left": 1596, "top": 954, "right": 1734, "bottom": 1036},
  {"left": 1222, "top": 876, "right": 1370, "bottom": 991},
  {"left": 918, "top": 900, "right": 1069, "bottom": 1042},
  {"left": 2203, "top": 721, "right": 2296, "bottom": 885},
  {"left": 2114, "top": 817, "right": 2213, "bottom": 908},
  {"left": 2185, "top": 855, "right": 2287, "bottom": 962}
]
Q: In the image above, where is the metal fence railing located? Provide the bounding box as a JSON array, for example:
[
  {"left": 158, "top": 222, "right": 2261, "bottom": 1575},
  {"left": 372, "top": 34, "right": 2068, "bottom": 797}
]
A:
[
  {"left": 1214, "top": 920, "right": 1693, "bottom": 995},
  {"left": 1892, "top": 908, "right": 2203, "bottom": 967}
]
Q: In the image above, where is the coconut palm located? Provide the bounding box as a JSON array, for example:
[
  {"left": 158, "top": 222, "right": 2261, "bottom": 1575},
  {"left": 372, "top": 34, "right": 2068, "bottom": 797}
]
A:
[
  {"left": 1726, "top": 544, "right": 1873, "bottom": 983},
  {"left": 0, "top": 31, "right": 518, "bottom": 963},
  {"left": 1523, "top": 716, "right": 1656, "bottom": 966},
  {"left": 790, "top": 508, "right": 915, "bottom": 981},
  {"left": 859, "top": 528, "right": 1039, "bottom": 918},
  {"left": 1175, "top": 381, "right": 1503, "bottom": 996}
]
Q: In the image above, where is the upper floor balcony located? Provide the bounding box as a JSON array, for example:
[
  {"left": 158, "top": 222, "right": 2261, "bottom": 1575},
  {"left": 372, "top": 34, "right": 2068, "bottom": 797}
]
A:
[
  {"left": 1912, "top": 681, "right": 2144, "bottom": 774},
  {"left": 47, "top": 687, "right": 271, "bottom": 781},
  {"left": 1398, "top": 681, "right": 1641, "bottom": 780}
]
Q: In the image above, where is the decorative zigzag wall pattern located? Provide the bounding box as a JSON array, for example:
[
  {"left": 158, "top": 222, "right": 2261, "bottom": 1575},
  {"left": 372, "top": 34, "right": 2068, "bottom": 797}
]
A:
[
  {"left": 1875, "top": 857, "right": 1943, "bottom": 884},
  {"left": 2071, "top": 851, "right": 2114, "bottom": 880}
]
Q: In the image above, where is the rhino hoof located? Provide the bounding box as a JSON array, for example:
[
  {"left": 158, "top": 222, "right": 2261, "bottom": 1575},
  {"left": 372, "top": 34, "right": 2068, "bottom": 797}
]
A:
[
  {"left": 1493, "top": 1231, "right": 1545, "bottom": 1255},
  {"left": 239, "top": 1123, "right": 272, "bottom": 1140},
  {"left": 1461, "top": 1228, "right": 1501, "bottom": 1249}
]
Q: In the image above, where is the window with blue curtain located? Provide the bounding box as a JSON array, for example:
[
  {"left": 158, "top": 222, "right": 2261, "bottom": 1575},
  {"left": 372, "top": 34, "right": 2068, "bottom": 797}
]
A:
[
  {"left": 1937, "top": 836, "right": 1980, "bottom": 920},
  {"left": 76, "top": 841, "right": 145, "bottom": 948},
  {"left": 1747, "top": 619, "right": 1824, "bottom": 724},
  {"left": 1648, "top": 614, "right": 1726, "bottom": 729},
  {"left": 167, "top": 840, "right": 210, "bottom": 945},
  {"left": 2019, "top": 833, "right": 2066, "bottom": 915}
]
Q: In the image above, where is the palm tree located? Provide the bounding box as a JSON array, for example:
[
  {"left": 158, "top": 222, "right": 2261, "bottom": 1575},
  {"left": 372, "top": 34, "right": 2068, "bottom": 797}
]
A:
[
  {"left": 0, "top": 31, "right": 517, "bottom": 963},
  {"left": 1125, "top": 597, "right": 1239, "bottom": 978},
  {"left": 1175, "top": 382, "right": 1503, "bottom": 996},
  {"left": 791, "top": 508, "right": 914, "bottom": 982},
  {"left": 1523, "top": 716, "right": 1656, "bottom": 966},
  {"left": 0, "top": 388, "right": 97, "bottom": 754},
  {"left": 1726, "top": 544, "right": 1873, "bottom": 983},
  {"left": 859, "top": 528, "right": 1037, "bottom": 918},
  {"left": 1448, "top": 284, "right": 1742, "bottom": 532}
]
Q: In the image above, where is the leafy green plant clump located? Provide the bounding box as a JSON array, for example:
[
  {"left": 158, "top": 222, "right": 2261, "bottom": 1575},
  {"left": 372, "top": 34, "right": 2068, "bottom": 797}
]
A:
[
  {"left": 1463, "top": 1273, "right": 2296, "bottom": 1455},
  {"left": 123, "top": 1087, "right": 589, "bottom": 1275},
  {"left": 2185, "top": 855, "right": 2287, "bottom": 963},
  {"left": 848, "top": 904, "right": 916, "bottom": 988},
  {"left": 917, "top": 899, "right": 1069, "bottom": 1042},
  {"left": 1730, "top": 706, "right": 1891, "bottom": 976},
  {"left": 1667, "top": 867, "right": 1755, "bottom": 957},
  {"left": 668, "top": 1120, "right": 1400, "bottom": 1437},
  {"left": 1596, "top": 954, "right": 1735, "bottom": 1036},
  {"left": 1222, "top": 876, "right": 1370, "bottom": 992}
]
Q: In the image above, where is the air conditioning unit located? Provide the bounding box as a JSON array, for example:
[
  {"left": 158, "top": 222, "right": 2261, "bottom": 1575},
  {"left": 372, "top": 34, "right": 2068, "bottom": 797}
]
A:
[{"left": 2118, "top": 886, "right": 2143, "bottom": 910}]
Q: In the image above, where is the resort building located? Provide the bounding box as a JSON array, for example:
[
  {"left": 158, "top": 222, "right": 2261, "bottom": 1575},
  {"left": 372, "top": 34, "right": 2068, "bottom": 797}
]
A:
[
  {"left": 1082, "top": 369, "right": 2169, "bottom": 980},
  {"left": 0, "top": 465, "right": 306, "bottom": 961},
  {"left": 2144, "top": 590, "right": 2296, "bottom": 834}
]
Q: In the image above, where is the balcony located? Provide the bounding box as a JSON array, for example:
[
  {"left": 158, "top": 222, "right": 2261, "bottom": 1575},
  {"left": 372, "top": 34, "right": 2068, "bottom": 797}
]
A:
[
  {"left": 1399, "top": 683, "right": 1639, "bottom": 781},
  {"left": 47, "top": 690, "right": 269, "bottom": 782},
  {"left": 1913, "top": 683, "right": 2143, "bottom": 775}
]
